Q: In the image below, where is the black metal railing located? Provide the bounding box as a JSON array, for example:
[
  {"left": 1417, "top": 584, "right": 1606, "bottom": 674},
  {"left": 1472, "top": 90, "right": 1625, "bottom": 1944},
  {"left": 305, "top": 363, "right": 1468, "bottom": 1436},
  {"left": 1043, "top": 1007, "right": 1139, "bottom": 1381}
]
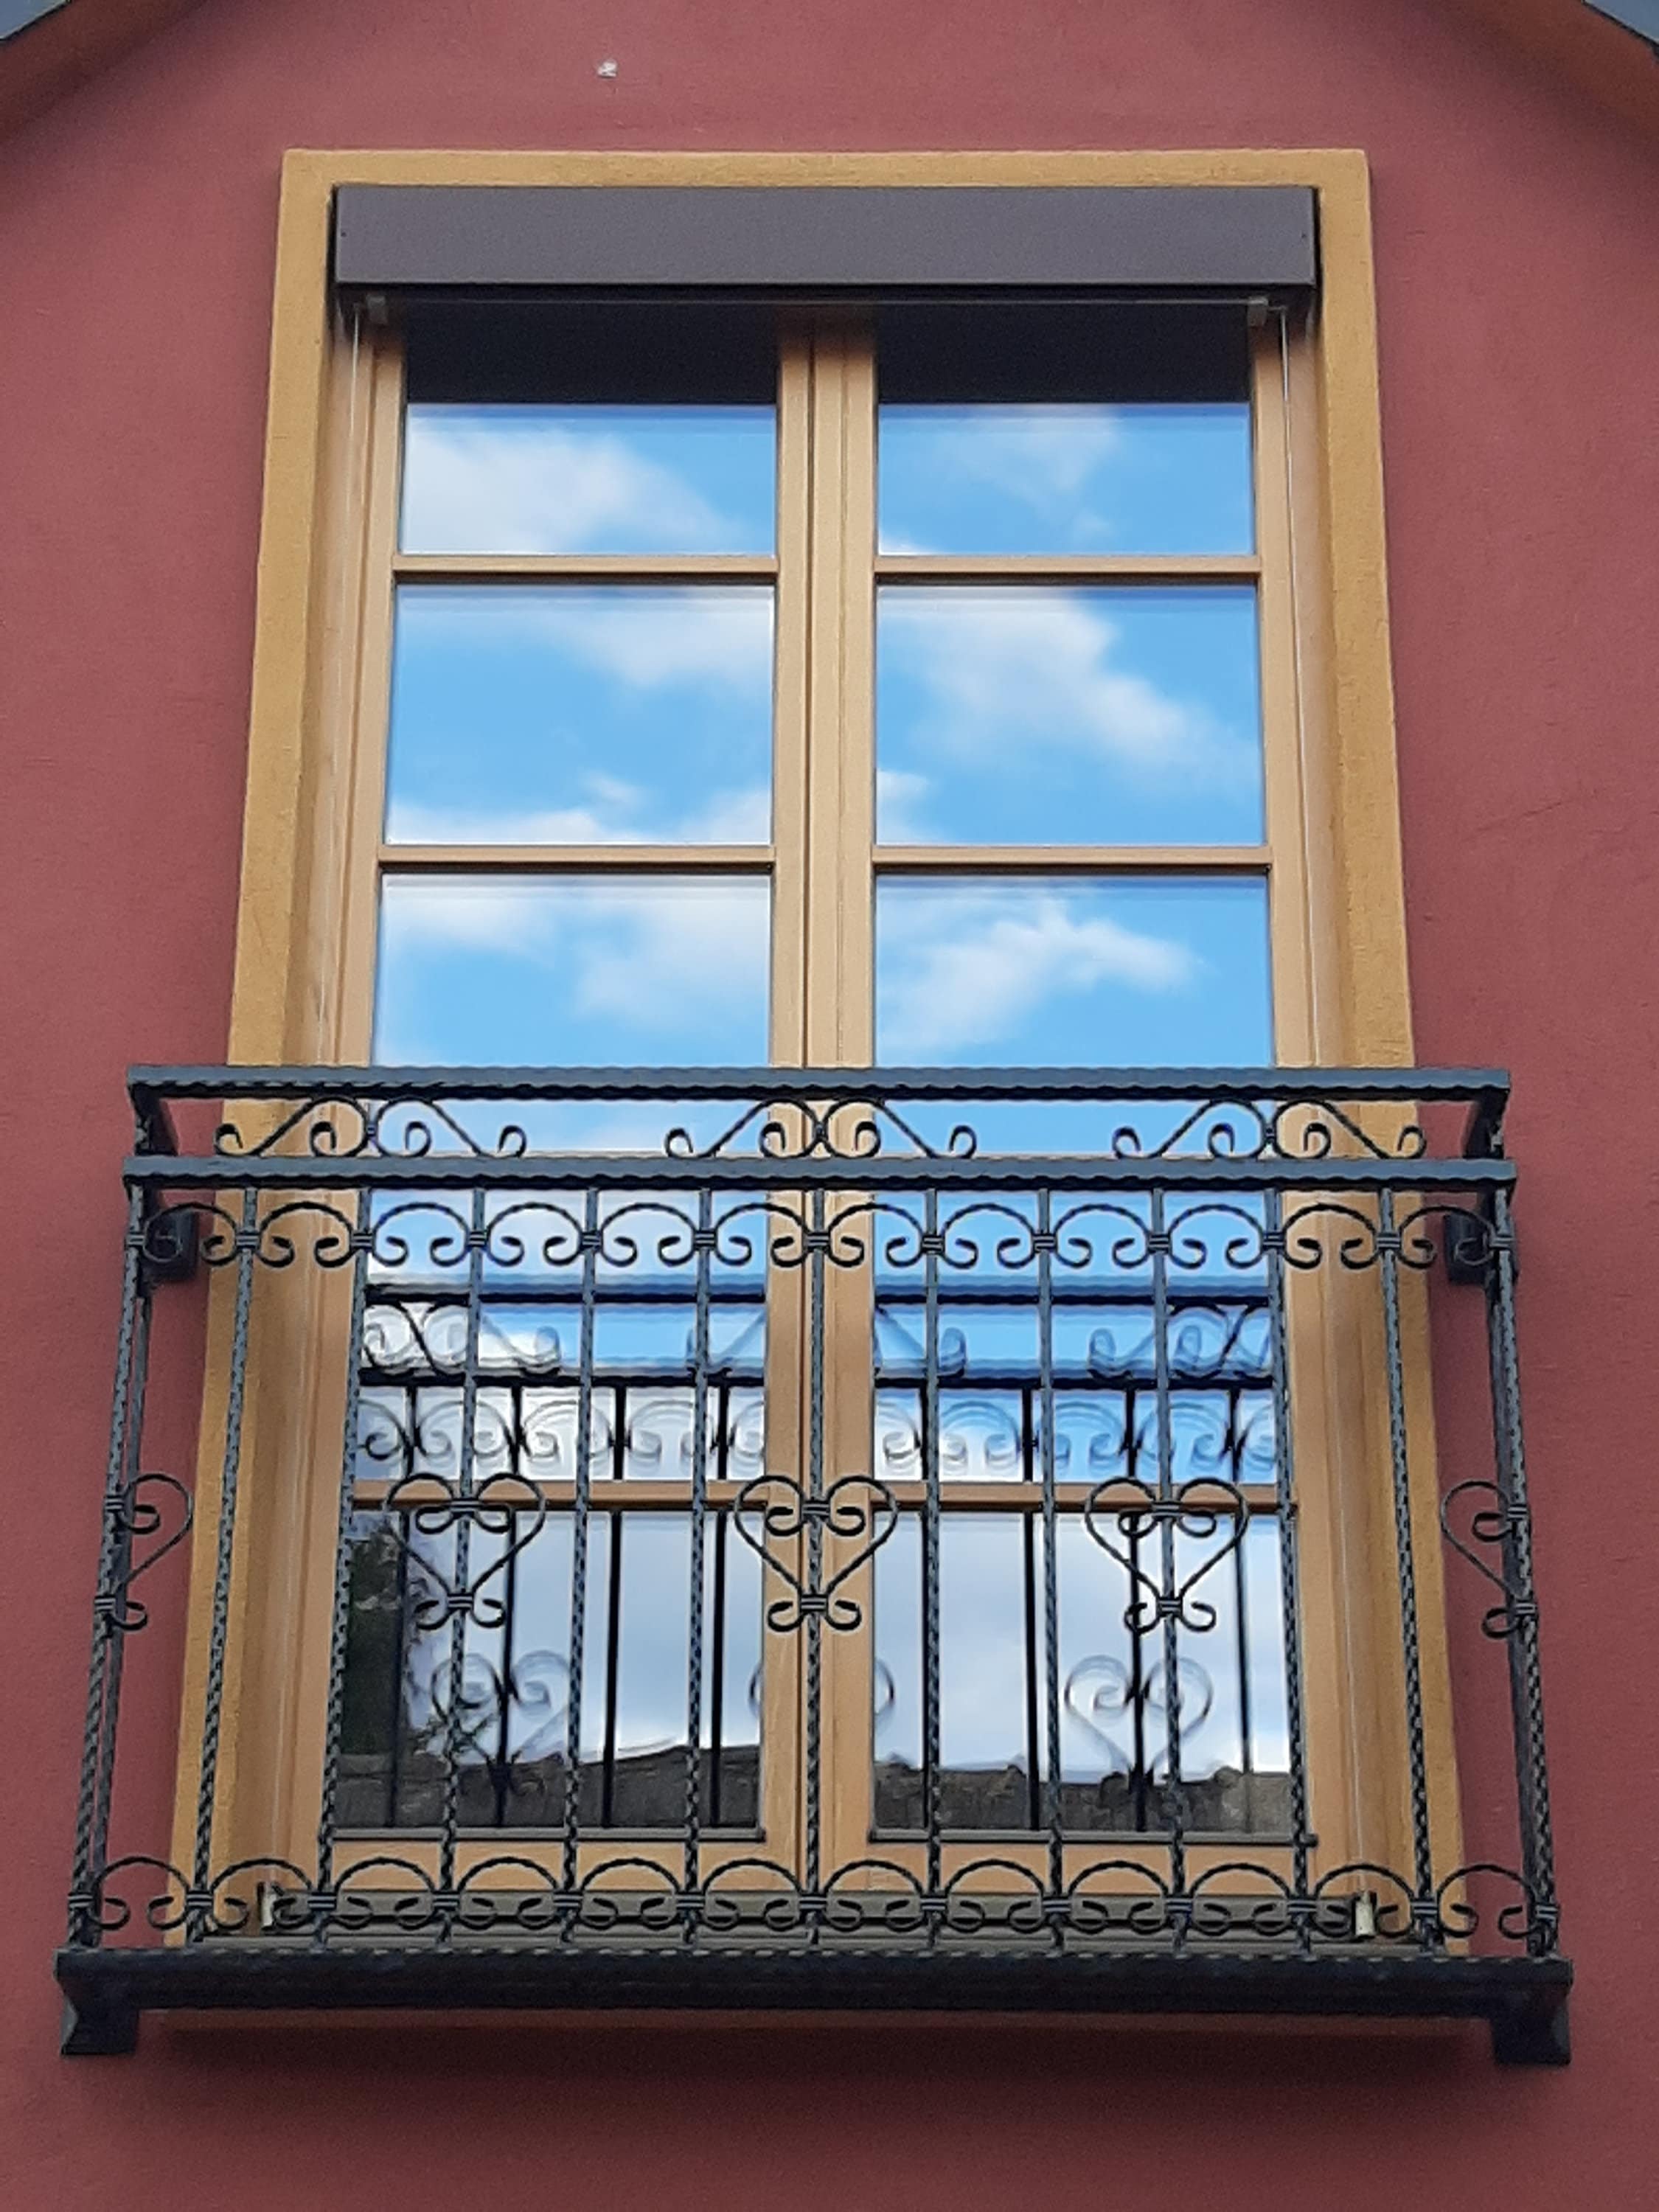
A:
[{"left": 56, "top": 1066, "right": 1570, "bottom": 2059}]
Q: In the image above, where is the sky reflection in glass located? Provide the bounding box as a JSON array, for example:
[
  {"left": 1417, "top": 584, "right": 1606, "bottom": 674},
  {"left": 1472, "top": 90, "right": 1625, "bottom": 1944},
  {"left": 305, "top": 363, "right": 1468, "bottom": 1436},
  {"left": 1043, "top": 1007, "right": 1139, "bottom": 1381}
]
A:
[
  {"left": 877, "top": 877, "right": 1271, "bottom": 1066},
  {"left": 375, "top": 876, "right": 770, "bottom": 1068},
  {"left": 378, "top": 1509, "right": 762, "bottom": 1823},
  {"left": 384, "top": 586, "right": 773, "bottom": 846},
  {"left": 877, "top": 585, "right": 1262, "bottom": 846},
  {"left": 400, "top": 404, "right": 776, "bottom": 555},
  {"left": 874, "top": 876, "right": 1272, "bottom": 1155},
  {"left": 879, "top": 403, "right": 1253, "bottom": 556},
  {"left": 875, "top": 1514, "right": 1288, "bottom": 1795}
]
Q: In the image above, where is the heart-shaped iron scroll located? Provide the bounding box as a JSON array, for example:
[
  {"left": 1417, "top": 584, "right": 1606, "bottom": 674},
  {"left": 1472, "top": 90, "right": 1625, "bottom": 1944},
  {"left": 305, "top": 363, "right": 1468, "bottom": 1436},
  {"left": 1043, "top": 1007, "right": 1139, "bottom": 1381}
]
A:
[
  {"left": 1081, "top": 1476, "right": 1251, "bottom": 1635},
  {"left": 95, "top": 1472, "right": 195, "bottom": 1635},
  {"left": 731, "top": 1472, "right": 900, "bottom": 1633},
  {"left": 381, "top": 1470, "right": 549, "bottom": 1632},
  {"left": 1439, "top": 1478, "right": 1534, "bottom": 1640}
]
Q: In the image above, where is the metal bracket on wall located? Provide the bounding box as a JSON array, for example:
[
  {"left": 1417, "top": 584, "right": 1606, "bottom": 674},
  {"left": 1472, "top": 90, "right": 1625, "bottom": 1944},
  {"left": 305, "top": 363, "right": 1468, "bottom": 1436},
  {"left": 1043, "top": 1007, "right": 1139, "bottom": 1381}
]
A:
[
  {"left": 1443, "top": 1194, "right": 1514, "bottom": 1287},
  {"left": 137, "top": 1198, "right": 198, "bottom": 1288}
]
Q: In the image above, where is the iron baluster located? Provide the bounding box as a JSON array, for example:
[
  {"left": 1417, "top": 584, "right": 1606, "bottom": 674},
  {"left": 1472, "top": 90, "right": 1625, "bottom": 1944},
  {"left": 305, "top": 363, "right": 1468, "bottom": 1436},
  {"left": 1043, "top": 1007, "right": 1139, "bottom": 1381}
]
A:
[
  {"left": 1376, "top": 1186, "right": 1435, "bottom": 1931},
  {"left": 921, "top": 1185, "right": 943, "bottom": 1911},
  {"left": 1231, "top": 1382, "right": 1252, "bottom": 1794},
  {"left": 804, "top": 1184, "right": 827, "bottom": 1910},
  {"left": 1036, "top": 1188, "right": 1065, "bottom": 1910},
  {"left": 386, "top": 1498, "right": 412, "bottom": 1829},
  {"left": 434, "top": 1184, "right": 489, "bottom": 1925},
  {"left": 68, "top": 1186, "right": 150, "bottom": 1943},
  {"left": 560, "top": 1188, "right": 601, "bottom": 1905},
  {"left": 1263, "top": 1187, "right": 1315, "bottom": 1933},
  {"left": 599, "top": 1523, "right": 625, "bottom": 1830},
  {"left": 83, "top": 1286, "right": 154, "bottom": 1941},
  {"left": 681, "top": 1186, "right": 714, "bottom": 1930},
  {"left": 188, "top": 1186, "right": 260, "bottom": 1941},
  {"left": 1148, "top": 1186, "right": 1188, "bottom": 1935},
  {"left": 1487, "top": 1187, "right": 1557, "bottom": 1944}
]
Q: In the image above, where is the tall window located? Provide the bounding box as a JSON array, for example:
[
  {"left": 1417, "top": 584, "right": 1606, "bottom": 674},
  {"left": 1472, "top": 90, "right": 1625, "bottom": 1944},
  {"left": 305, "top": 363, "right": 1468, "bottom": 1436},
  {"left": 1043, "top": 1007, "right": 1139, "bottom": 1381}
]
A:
[{"left": 310, "top": 296, "right": 1334, "bottom": 1890}]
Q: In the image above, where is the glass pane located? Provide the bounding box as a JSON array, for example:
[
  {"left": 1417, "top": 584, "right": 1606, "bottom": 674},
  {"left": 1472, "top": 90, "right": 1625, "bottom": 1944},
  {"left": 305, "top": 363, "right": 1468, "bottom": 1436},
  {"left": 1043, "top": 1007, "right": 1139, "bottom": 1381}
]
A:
[
  {"left": 375, "top": 875, "right": 771, "bottom": 1066},
  {"left": 874, "top": 1511, "right": 1289, "bottom": 1837},
  {"left": 875, "top": 1515, "right": 1039, "bottom": 1833},
  {"left": 875, "top": 877, "right": 1271, "bottom": 1068},
  {"left": 401, "top": 404, "right": 776, "bottom": 555},
  {"left": 337, "top": 1505, "right": 762, "bottom": 1832},
  {"left": 876, "top": 585, "right": 1261, "bottom": 847},
  {"left": 1065, "top": 1512, "right": 1290, "bottom": 1834},
  {"left": 385, "top": 586, "right": 773, "bottom": 846},
  {"left": 877, "top": 300, "right": 1252, "bottom": 557},
  {"left": 880, "top": 403, "right": 1252, "bottom": 557}
]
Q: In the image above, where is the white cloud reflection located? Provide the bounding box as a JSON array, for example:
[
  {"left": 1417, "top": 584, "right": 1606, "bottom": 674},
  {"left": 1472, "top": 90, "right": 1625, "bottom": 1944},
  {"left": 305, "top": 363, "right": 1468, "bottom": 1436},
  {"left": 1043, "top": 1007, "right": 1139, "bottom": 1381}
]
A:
[
  {"left": 401, "top": 408, "right": 766, "bottom": 555},
  {"left": 386, "top": 587, "right": 774, "bottom": 846},
  {"left": 878, "top": 1509, "right": 1289, "bottom": 1778},
  {"left": 403, "top": 585, "right": 773, "bottom": 697},
  {"left": 387, "top": 782, "right": 771, "bottom": 848},
  {"left": 878, "top": 887, "right": 1197, "bottom": 1060},
  {"left": 874, "top": 766, "right": 935, "bottom": 844},
  {"left": 923, "top": 407, "right": 1123, "bottom": 532},
  {"left": 377, "top": 878, "right": 769, "bottom": 1065},
  {"left": 881, "top": 589, "right": 1253, "bottom": 793}
]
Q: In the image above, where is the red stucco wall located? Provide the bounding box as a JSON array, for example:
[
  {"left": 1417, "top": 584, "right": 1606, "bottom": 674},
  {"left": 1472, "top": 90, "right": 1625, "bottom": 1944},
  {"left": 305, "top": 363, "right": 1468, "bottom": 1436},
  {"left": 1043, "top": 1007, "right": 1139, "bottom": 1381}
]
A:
[{"left": 3, "top": 1, "right": 1658, "bottom": 2204}]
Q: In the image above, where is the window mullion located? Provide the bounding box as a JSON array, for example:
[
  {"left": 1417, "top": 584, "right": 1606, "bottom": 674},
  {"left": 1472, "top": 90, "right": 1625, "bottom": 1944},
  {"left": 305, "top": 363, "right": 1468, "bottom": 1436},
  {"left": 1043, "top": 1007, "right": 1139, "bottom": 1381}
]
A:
[
  {"left": 798, "top": 321, "right": 881, "bottom": 1885},
  {"left": 801, "top": 320, "right": 877, "bottom": 1068}
]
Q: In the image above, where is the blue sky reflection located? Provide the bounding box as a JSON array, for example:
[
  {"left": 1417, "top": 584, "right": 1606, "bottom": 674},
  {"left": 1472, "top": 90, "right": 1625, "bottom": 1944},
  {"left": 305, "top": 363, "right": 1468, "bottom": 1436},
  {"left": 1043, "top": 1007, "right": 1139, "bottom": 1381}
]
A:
[
  {"left": 401, "top": 405, "right": 776, "bottom": 555},
  {"left": 385, "top": 586, "right": 773, "bottom": 845},
  {"left": 877, "top": 877, "right": 1271, "bottom": 1066},
  {"left": 879, "top": 403, "right": 1253, "bottom": 557},
  {"left": 877, "top": 585, "right": 1262, "bottom": 846},
  {"left": 375, "top": 875, "right": 771, "bottom": 1068}
]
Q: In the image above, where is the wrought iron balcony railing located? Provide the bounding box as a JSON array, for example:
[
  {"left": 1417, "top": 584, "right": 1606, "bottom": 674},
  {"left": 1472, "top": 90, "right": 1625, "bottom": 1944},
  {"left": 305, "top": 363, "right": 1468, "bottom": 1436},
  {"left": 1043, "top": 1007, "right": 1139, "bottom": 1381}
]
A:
[{"left": 57, "top": 1066, "right": 1570, "bottom": 2060}]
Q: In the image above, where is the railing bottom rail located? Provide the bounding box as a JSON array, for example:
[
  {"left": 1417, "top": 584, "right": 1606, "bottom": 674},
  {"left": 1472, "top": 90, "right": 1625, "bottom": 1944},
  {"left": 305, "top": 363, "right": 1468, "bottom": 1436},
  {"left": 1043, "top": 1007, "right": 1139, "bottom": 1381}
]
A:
[{"left": 55, "top": 1942, "right": 1571, "bottom": 2065}]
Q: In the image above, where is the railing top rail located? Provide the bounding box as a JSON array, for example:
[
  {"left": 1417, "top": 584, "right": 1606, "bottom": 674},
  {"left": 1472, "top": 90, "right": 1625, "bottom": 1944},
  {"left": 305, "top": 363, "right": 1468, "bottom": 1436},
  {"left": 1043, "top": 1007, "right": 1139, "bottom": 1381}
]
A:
[
  {"left": 128, "top": 1064, "right": 1511, "bottom": 1163},
  {"left": 130, "top": 1061, "right": 1510, "bottom": 1105}
]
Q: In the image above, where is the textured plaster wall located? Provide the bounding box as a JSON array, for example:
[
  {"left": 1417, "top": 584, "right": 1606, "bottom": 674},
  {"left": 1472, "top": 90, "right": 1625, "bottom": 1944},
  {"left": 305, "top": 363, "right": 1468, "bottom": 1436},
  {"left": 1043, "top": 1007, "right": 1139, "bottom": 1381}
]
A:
[{"left": 1, "top": 2, "right": 1657, "bottom": 2203}]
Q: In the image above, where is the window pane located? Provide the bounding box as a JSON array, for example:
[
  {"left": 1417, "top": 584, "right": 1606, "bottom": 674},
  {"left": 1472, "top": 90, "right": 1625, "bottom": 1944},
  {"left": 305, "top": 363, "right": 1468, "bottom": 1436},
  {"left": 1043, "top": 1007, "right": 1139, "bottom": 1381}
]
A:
[
  {"left": 876, "top": 300, "right": 1253, "bottom": 557},
  {"left": 384, "top": 586, "right": 773, "bottom": 846},
  {"left": 337, "top": 1505, "right": 762, "bottom": 1832},
  {"left": 1054, "top": 1514, "right": 1289, "bottom": 1835},
  {"left": 880, "top": 404, "right": 1253, "bottom": 557},
  {"left": 873, "top": 1511, "right": 1290, "bottom": 1836},
  {"left": 874, "top": 1515, "right": 1037, "bottom": 1832},
  {"left": 875, "top": 878, "right": 1271, "bottom": 1067},
  {"left": 876, "top": 585, "right": 1262, "bottom": 847},
  {"left": 375, "top": 875, "right": 771, "bottom": 1065},
  {"left": 401, "top": 405, "right": 776, "bottom": 555}
]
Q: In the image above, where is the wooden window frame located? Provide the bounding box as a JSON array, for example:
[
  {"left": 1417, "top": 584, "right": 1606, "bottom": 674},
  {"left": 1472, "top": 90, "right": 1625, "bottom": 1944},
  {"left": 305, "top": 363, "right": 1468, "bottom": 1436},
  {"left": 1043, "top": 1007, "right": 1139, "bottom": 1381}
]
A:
[{"left": 172, "top": 150, "right": 1460, "bottom": 1917}]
